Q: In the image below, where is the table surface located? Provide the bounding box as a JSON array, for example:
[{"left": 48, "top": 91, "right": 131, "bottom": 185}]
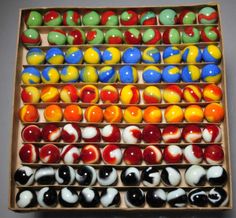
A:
[{"left": 1, "top": 0, "right": 236, "bottom": 217}]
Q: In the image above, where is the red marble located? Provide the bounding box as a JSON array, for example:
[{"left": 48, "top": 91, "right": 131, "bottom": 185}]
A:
[
  {"left": 19, "top": 144, "right": 39, "bottom": 163},
  {"left": 39, "top": 144, "right": 61, "bottom": 163},
  {"left": 162, "top": 125, "right": 181, "bottom": 143},
  {"left": 163, "top": 145, "right": 183, "bottom": 163},
  {"left": 143, "top": 145, "right": 162, "bottom": 164},
  {"left": 182, "top": 124, "right": 202, "bottom": 143},
  {"left": 43, "top": 10, "right": 61, "bottom": 23},
  {"left": 41, "top": 124, "right": 61, "bottom": 142},
  {"left": 102, "top": 144, "right": 122, "bottom": 165},
  {"left": 201, "top": 27, "right": 220, "bottom": 42},
  {"left": 142, "top": 124, "right": 162, "bottom": 143},
  {"left": 61, "top": 123, "right": 81, "bottom": 143},
  {"left": 21, "top": 125, "right": 41, "bottom": 142},
  {"left": 67, "top": 29, "right": 85, "bottom": 45},
  {"left": 101, "top": 10, "right": 117, "bottom": 25},
  {"left": 183, "top": 144, "right": 203, "bottom": 164},
  {"left": 123, "top": 29, "right": 142, "bottom": 44},
  {"left": 202, "top": 124, "right": 221, "bottom": 143},
  {"left": 143, "top": 28, "right": 161, "bottom": 45},
  {"left": 204, "top": 144, "right": 224, "bottom": 164},
  {"left": 101, "top": 124, "right": 121, "bottom": 142},
  {"left": 61, "top": 144, "right": 80, "bottom": 164},
  {"left": 80, "top": 144, "right": 101, "bottom": 164},
  {"left": 123, "top": 146, "right": 143, "bottom": 165},
  {"left": 178, "top": 9, "right": 196, "bottom": 24}
]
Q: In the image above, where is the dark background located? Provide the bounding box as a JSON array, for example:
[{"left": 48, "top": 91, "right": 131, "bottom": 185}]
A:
[{"left": 1, "top": 0, "right": 236, "bottom": 217}]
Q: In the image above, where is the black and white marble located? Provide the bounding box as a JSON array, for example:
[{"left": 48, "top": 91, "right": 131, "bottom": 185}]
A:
[
  {"left": 58, "top": 187, "right": 79, "bottom": 207},
  {"left": 37, "top": 187, "right": 57, "bottom": 207},
  {"left": 167, "top": 188, "right": 187, "bottom": 207},
  {"left": 16, "top": 189, "right": 37, "bottom": 208},
  {"left": 141, "top": 167, "right": 160, "bottom": 187},
  {"left": 124, "top": 188, "right": 145, "bottom": 208},
  {"left": 55, "top": 165, "right": 75, "bottom": 185},
  {"left": 121, "top": 167, "right": 140, "bottom": 186},
  {"left": 161, "top": 166, "right": 181, "bottom": 186},
  {"left": 35, "top": 166, "right": 55, "bottom": 185},
  {"left": 97, "top": 166, "right": 117, "bottom": 186},
  {"left": 146, "top": 189, "right": 166, "bottom": 207},
  {"left": 79, "top": 187, "right": 100, "bottom": 207},
  {"left": 185, "top": 165, "right": 206, "bottom": 186},
  {"left": 100, "top": 188, "right": 120, "bottom": 208},
  {"left": 14, "top": 166, "right": 34, "bottom": 186},
  {"left": 75, "top": 166, "right": 96, "bottom": 186}
]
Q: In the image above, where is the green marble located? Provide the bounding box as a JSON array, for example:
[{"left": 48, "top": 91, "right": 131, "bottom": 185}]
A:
[
  {"left": 105, "top": 28, "right": 123, "bottom": 43},
  {"left": 142, "top": 28, "right": 160, "bottom": 44},
  {"left": 64, "top": 10, "right": 81, "bottom": 26},
  {"left": 25, "top": 11, "right": 43, "bottom": 26},
  {"left": 22, "top": 29, "right": 41, "bottom": 46},
  {"left": 105, "top": 15, "right": 119, "bottom": 26},
  {"left": 198, "top": 7, "right": 217, "bottom": 24},
  {"left": 140, "top": 11, "right": 156, "bottom": 25},
  {"left": 44, "top": 14, "right": 62, "bottom": 26},
  {"left": 203, "top": 26, "right": 219, "bottom": 41},
  {"left": 82, "top": 11, "right": 100, "bottom": 26},
  {"left": 87, "top": 28, "right": 104, "bottom": 44},
  {"left": 159, "top": 9, "right": 177, "bottom": 25},
  {"left": 127, "top": 28, "right": 140, "bottom": 38},
  {"left": 182, "top": 27, "right": 200, "bottom": 43},
  {"left": 183, "top": 11, "right": 196, "bottom": 24},
  {"left": 169, "top": 28, "right": 181, "bottom": 44},
  {"left": 47, "top": 30, "right": 66, "bottom": 45},
  {"left": 121, "top": 11, "right": 131, "bottom": 21}
]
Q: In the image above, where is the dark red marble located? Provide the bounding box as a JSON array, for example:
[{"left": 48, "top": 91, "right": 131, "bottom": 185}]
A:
[
  {"left": 19, "top": 144, "right": 39, "bottom": 163},
  {"left": 142, "top": 124, "right": 162, "bottom": 143},
  {"left": 123, "top": 29, "right": 142, "bottom": 44},
  {"left": 123, "top": 146, "right": 142, "bottom": 165},
  {"left": 61, "top": 123, "right": 81, "bottom": 143},
  {"left": 143, "top": 145, "right": 162, "bottom": 164},
  {"left": 101, "top": 125, "right": 121, "bottom": 142},
  {"left": 41, "top": 124, "right": 61, "bottom": 142},
  {"left": 21, "top": 125, "right": 41, "bottom": 142},
  {"left": 67, "top": 29, "right": 85, "bottom": 45},
  {"left": 204, "top": 144, "right": 224, "bottom": 164},
  {"left": 182, "top": 124, "right": 202, "bottom": 143},
  {"left": 39, "top": 144, "right": 61, "bottom": 163},
  {"left": 162, "top": 125, "right": 181, "bottom": 143}
]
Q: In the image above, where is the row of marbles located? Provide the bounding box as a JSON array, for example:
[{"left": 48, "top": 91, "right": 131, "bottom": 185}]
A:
[
  {"left": 21, "top": 84, "right": 222, "bottom": 104},
  {"left": 22, "top": 64, "right": 222, "bottom": 85},
  {"left": 22, "top": 26, "right": 220, "bottom": 46},
  {"left": 25, "top": 45, "right": 221, "bottom": 65},
  {"left": 24, "top": 7, "right": 218, "bottom": 27},
  {"left": 16, "top": 186, "right": 228, "bottom": 208},
  {"left": 21, "top": 123, "right": 222, "bottom": 144},
  {"left": 19, "top": 142, "right": 223, "bottom": 165},
  {"left": 19, "top": 103, "right": 224, "bottom": 123},
  {"left": 15, "top": 165, "right": 227, "bottom": 187}
]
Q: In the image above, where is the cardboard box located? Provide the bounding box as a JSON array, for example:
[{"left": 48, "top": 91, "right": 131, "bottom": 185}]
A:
[{"left": 9, "top": 3, "right": 232, "bottom": 211}]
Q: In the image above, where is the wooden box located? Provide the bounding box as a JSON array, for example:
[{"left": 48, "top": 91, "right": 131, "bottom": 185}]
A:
[{"left": 9, "top": 3, "right": 232, "bottom": 211}]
